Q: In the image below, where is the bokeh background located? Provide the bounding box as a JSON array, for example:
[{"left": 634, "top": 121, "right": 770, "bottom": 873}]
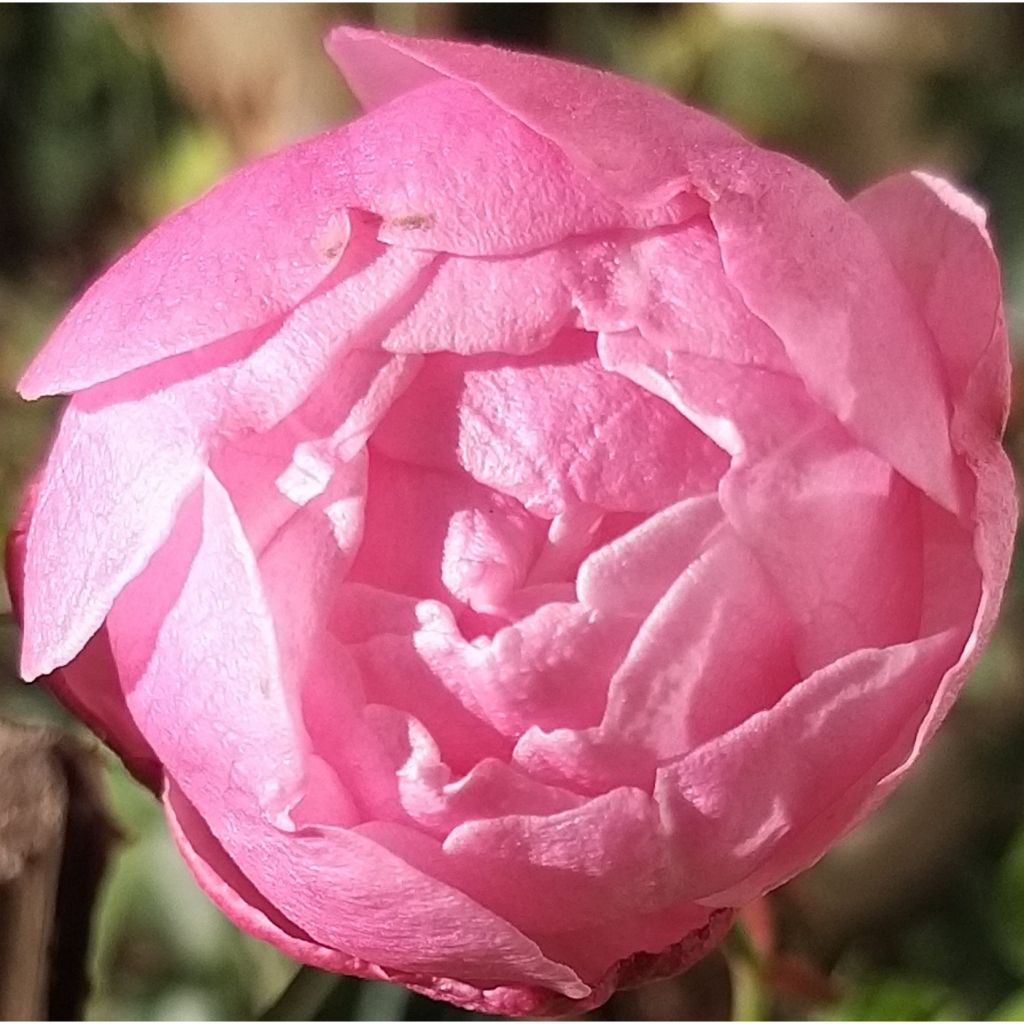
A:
[{"left": 1, "top": 3, "right": 1023, "bottom": 1020}]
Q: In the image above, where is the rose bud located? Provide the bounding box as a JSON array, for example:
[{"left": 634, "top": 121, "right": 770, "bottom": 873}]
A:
[{"left": 5, "top": 26, "right": 1016, "bottom": 1017}]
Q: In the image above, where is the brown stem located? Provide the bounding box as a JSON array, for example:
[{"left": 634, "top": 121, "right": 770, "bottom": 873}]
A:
[{"left": 0, "top": 719, "right": 117, "bottom": 1021}]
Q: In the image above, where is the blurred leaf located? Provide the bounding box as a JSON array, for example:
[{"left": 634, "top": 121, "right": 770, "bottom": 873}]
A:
[
  {"left": 817, "top": 973, "right": 968, "bottom": 1021},
  {"left": 994, "top": 825, "right": 1024, "bottom": 978},
  {"left": 991, "top": 988, "right": 1024, "bottom": 1021}
]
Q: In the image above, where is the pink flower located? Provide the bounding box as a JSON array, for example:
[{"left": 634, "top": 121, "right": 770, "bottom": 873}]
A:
[{"left": 6, "top": 26, "right": 1016, "bottom": 1016}]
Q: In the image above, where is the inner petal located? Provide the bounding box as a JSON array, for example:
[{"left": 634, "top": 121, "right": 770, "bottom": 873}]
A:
[{"left": 372, "top": 327, "right": 729, "bottom": 520}]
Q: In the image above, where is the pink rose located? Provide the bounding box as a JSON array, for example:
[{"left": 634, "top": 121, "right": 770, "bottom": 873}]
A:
[{"left": 6, "top": 26, "right": 1016, "bottom": 1017}]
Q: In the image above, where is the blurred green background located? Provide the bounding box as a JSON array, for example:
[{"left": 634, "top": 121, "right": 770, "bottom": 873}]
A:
[{"left": 1, "top": 4, "right": 1023, "bottom": 1020}]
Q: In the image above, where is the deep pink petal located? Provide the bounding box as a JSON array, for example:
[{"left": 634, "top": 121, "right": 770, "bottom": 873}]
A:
[
  {"left": 166, "top": 781, "right": 600, "bottom": 1016},
  {"left": 326, "top": 30, "right": 961, "bottom": 511},
  {"left": 325, "top": 26, "right": 742, "bottom": 206},
  {"left": 707, "top": 157, "right": 960, "bottom": 513},
  {"left": 22, "top": 69, "right": 712, "bottom": 402}
]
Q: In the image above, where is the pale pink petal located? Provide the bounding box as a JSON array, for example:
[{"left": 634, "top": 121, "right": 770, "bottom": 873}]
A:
[
  {"left": 720, "top": 419, "right": 925, "bottom": 674},
  {"left": 849, "top": 171, "right": 1017, "bottom": 777},
  {"left": 5, "top": 488, "right": 161, "bottom": 787},
  {"left": 165, "top": 781, "right": 364, "bottom": 972},
  {"left": 654, "top": 628, "right": 965, "bottom": 905},
  {"left": 599, "top": 526, "right": 799, "bottom": 757},
  {"left": 511, "top": 525, "right": 798, "bottom": 789},
  {"left": 574, "top": 218, "right": 791, "bottom": 373},
  {"left": 382, "top": 247, "right": 574, "bottom": 355},
  {"left": 330, "top": 586, "right": 513, "bottom": 771},
  {"left": 414, "top": 600, "right": 636, "bottom": 738},
  {"left": 441, "top": 788, "right": 679, "bottom": 932},
  {"left": 356, "top": 706, "right": 586, "bottom": 834},
  {"left": 512, "top": 724, "right": 655, "bottom": 797},
  {"left": 112, "top": 471, "right": 586, "bottom": 995},
  {"left": 576, "top": 495, "right": 722, "bottom": 618},
  {"left": 19, "top": 74, "right": 701, "bottom": 400},
  {"left": 19, "top": 245, "right": 431, "bottom": 680},
  {"left": 19, "top": 398, "right": 206, "bottom": 680},
  {"left": 598, "top": 329, "right": 815, "bottom": 460}
]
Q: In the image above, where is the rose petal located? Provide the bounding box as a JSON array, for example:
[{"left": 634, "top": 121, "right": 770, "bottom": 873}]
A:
[
  {"left": 655, "top": 628, "right": 964, "bottom": 905},
  {"left": 576, "top": 494, "right": 722, "bottom": 618},
  {"left": 575, "top": 218, "right": 791, "bottom": 373},
  {"left": 850, "top": 171, "right": 1017, "bottom": 773},
  {"left": 330, "top": 586, "right": 513, "bottom": 772},
  {"left": 720, "top": 419, "right": 925, "bottom": 674},
  {"left": 599, "top": 525, "right": 799, "bottom": 756},
  {"left": 442, "top": 787, "right": 678, "bottom": 932},
  {"left": 708, "top": 162, "right": 960, "bottom": 513},
  {"left": 5, "top": 486, "right": 161, "bottom": 787},
  {"left": 598, "top": 328, "right": 816, "bottom": 460},
  {"left": 327, "top": 30, "right": 961, "bottom": 511},
  {"left": 166, "top": 781, "right": 592, "bottom": 1016},
  {"left": 19, "top": 246, "right": 431, "bottom": 680},
  {"left": 381, "top": 247, "right": 574, "bottom": 356},
  {"left": 414, "top": 600, "right": 636, "bottom": 738},
  {"left": 111, "top": 471, "right": 586, "bottom": 995},
  {"left": 357, "top": 705, "right": 587, "bottom": 835},
  {"left": 852, "top": 171, "right": 1008, "bottom": 433},
  {"left": 325, "top": 26, "right": 742, "bottom": 206}
]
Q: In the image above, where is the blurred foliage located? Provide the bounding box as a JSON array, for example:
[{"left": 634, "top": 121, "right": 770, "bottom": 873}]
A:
[{"left": 1, "top": 3, "right": 1023, "bottom": 1021}]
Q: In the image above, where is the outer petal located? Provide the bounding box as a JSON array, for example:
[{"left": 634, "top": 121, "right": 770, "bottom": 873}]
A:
[
  {"left": 850, "top": 172, "right": 1017, "bottom": 770},
  {"left": 852, "top": 172, "right": 1008, "bottom": 432},
  {"left": 325, "top": 26, "right": 743, "bottom": 207},
  {"left": 167, "top": 780, "right": 729, "bottom": 1016},
  {"left": 21, "top": 68, "right": 708, "bottom": 401},
  {"left": 19, "top": 241, "right": 432, "bottom": 680},
  {"left": 164, "top": 782, "right": 584, "bottom": 1017},
  {"left": 655, "top": 628, "right": 964, "bottom": 906},
  {"left": 719, "top": 419, "right": 925, "bottom": 674},
  {"left": 4, "top": 482, "right": 161, "bottom": 789}
]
